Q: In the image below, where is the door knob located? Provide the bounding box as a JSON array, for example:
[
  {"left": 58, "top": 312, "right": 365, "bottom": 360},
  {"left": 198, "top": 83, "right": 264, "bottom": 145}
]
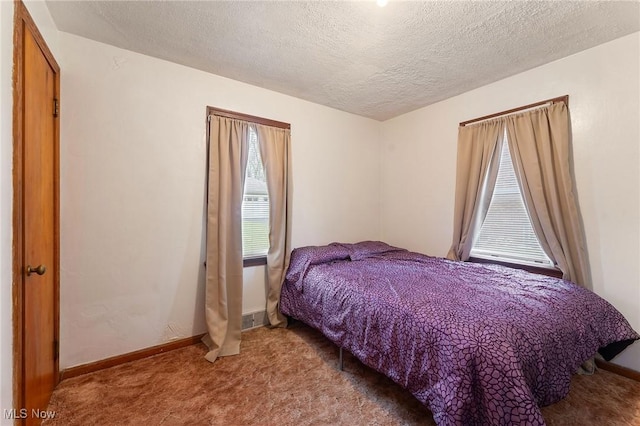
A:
[{"left": 26, "top": 264, "right": 46, "bottom": 276}]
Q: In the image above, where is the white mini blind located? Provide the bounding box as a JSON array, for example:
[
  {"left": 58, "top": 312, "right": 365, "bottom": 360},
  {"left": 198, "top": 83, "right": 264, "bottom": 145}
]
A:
[
  {"left": 242, "top": 128, "right": 270, "bottom": 258},
  {"left": 471, "top": 133, "right": 553, "bottom": 267}
]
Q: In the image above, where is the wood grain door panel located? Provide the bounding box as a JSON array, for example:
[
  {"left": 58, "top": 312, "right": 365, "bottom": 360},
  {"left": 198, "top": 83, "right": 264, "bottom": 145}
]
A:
[{"left": 23, "top": 28, "right": 56, "bottom": 419}]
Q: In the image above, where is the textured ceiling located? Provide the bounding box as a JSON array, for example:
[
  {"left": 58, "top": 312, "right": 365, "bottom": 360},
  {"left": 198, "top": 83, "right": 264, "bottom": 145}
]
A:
[{"left": 46, "top": 1, "right": 640, "bottom": 121}]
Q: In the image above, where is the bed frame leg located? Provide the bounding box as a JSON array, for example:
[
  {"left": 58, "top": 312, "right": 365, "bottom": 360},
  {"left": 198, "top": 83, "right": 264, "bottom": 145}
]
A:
[{"left": 339, "top": 347, "right": 344, "bottom": 371}]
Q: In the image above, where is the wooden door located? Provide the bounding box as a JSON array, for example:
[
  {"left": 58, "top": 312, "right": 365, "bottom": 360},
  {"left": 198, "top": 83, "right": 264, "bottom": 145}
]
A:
[{"left": 14, "top": 2, "right": 60, "bottom": 424}]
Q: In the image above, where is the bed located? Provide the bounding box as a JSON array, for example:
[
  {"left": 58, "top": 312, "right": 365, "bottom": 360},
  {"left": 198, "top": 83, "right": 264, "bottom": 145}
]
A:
[{"left": 279, "top": 241, "right": 639, "bottom": 426}]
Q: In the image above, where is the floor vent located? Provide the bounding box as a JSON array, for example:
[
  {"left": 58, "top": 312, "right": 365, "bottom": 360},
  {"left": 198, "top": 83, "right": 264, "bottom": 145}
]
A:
[{"left": 241, "top": 310, "right": 269, "bottom": 330}]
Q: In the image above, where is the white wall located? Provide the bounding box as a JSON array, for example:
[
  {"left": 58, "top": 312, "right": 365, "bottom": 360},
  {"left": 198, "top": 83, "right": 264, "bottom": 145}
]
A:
[
  {"left": 58, "top": 32, "right": 381, "bottom": 369},
  {"left": 381, "top": 32, "right": 640, "bottom": 371},
  {"left": 0, "top": 1, "right": 15, "bottom": 421}
]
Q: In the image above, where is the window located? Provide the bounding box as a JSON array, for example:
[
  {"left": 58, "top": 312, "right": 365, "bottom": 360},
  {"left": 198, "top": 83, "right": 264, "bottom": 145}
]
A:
[
  {"left": 207, "top": 106, "right": 290, "bottom": 270},
  {"left": 470, "top": 131, "right": 554, "bottom": 268},
  {"left": 242, "top": 127, "right": 270, "bottom": 261}
]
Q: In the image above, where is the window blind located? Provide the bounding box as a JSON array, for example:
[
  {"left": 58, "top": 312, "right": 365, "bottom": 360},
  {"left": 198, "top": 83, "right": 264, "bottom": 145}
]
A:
[
  {"left": 242, "top": 128, "right": 270, "bottom": 258},
  {"left": 471, "top": 134, "right": 553, "bottom": 267}
]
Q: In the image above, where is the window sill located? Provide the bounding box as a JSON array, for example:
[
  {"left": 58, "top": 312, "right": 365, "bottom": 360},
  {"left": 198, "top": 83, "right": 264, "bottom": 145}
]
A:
[
  {"left": 243, "top": 256, "right": 267, "bottom": 267},
  {"left": 468, "top": 256, "right": 563, "bottom": 279}
]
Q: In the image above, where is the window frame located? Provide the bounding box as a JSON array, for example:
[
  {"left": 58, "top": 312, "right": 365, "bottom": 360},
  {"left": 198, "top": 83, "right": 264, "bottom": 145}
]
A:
[
  {"left": 459, "top": 96, "right": 569, "bottom": 279},
  {"left": 470, "top": 133, "right": 555, "bottom": 269},
  {"left": 243, "top": 256, "right": 267, "bottom": 267},
  {"left": 206, "top": 107, "right": 290, "bottom": 268},
  {"left": 468, "top": 256, "right": 562, "bottom": 279}
]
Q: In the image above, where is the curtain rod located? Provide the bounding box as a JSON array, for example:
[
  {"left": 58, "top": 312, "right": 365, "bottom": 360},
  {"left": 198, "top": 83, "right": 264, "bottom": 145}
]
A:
[
  {"left": 459, "top": 95, "right": 569, "bottom": 127},
  {"left": 207, "top": 106, "right": 291, "bottom": 130}
]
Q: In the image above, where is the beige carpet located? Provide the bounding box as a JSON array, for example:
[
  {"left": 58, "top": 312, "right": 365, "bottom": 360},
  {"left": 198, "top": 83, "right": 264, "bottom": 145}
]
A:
[{"left": 45, "top": 323, "right": 640, "bottom": 425}]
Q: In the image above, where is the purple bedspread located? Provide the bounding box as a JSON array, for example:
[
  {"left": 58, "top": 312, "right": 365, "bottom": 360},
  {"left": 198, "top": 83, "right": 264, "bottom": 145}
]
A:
[{"left": 279, "top": 242, "right": 639, "bottom": 426}]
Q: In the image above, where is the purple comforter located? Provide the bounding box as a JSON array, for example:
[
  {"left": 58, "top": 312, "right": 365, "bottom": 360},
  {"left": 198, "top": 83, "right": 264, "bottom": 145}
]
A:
[{"left": 279, "top": 242, "right": 639, "bottom": 426}]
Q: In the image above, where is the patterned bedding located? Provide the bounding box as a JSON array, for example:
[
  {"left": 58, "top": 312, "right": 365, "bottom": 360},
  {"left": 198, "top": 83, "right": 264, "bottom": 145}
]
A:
[{"left": 279, "top": 242, "right": 639, "bottom": 426}]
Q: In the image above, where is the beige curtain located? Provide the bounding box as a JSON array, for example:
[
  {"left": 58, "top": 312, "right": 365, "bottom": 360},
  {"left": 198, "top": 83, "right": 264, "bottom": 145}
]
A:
[
  {"left": 202, "top": 116, "right": 250, "bottom": 362},
  {"left": 447, "top": 120, "right": 504, "bottom": 261},
  {"left": 506, "top": 103, "right": 591, "bottom": 288},
  {"left": 254, "top": 124, "right": 292, "bottom": 327}
]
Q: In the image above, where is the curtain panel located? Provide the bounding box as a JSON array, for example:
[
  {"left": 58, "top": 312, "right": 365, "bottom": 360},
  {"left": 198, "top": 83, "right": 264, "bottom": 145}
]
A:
[
  {"left": 254, "top": 123, "right": 292, "bottom": 327},
  {"left": 447, "top": 120, "right": 504, "bottom": 261},
  {"left": 203, "top": 116, "right": 250, "bottom": 362},
  {"left": 506, "top": 103, "right": 591, "bottom": 288}
]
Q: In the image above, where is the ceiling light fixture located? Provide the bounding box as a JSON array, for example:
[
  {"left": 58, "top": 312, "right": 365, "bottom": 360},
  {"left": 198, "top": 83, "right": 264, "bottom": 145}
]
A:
[{"left": 377, "top": 0, "right": 388, "bottom": 7}]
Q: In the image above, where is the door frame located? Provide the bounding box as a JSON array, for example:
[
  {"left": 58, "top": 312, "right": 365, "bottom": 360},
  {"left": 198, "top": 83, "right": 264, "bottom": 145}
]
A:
[{"left": 12, "top": 0, "right": 61, "bottom": 415}]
